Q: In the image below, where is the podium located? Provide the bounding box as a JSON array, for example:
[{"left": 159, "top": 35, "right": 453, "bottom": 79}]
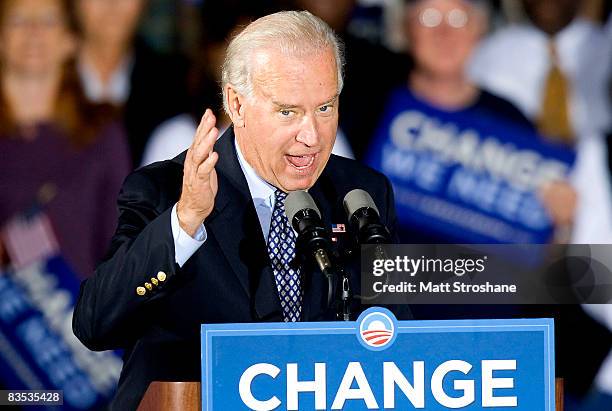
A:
[
  {"left": 138, "top": 379, "right": 564, "bottom": 410},
  {"left": 139, "top": 310, "right": 558, "bottom": 410},
  {"left": 137, "top": 382, "right": 200, "bottom": 411}
]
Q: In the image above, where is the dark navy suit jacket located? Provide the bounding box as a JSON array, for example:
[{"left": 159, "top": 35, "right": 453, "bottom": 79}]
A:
[{"left": 73, "top": 127, "right": 407, "bottom": 410}]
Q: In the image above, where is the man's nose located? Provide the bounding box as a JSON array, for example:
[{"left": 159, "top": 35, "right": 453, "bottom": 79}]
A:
[{"left": 295, "top": 114, "right": 320, "bottom": 147}]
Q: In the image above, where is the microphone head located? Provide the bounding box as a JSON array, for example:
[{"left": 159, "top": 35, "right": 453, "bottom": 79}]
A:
[
  {"left": 343, "top": 189, "right": 380, "bottom": 219},
  {"left": 284, "top": 190, "right": 321, "bottom": 223}
]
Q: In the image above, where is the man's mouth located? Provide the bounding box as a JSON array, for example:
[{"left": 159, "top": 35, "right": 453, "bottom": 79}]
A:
[{"left": 286, "top": 154, "right": 316, "bottom": 170}]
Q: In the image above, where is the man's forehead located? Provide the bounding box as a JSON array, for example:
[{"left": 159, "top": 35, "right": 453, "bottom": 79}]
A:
[
  {"left": 250, "top": 47, "right": 339, "bottom": 98},
  {"left": 254, "top": 76, "right": 340, "bottom": 107},
  {"left": 251, "top": 49, "right": 275, "bottom": 71},
  {"left": 250, "top": 47, "right": 337, "bottom": 79}
]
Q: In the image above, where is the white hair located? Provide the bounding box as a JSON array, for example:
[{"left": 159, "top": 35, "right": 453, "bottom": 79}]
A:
[{"left": 221, "top": 10, "right": 345, "bottom": 116}]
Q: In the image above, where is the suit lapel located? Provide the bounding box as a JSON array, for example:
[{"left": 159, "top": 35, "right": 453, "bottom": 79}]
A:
[{"left": 201, "top": 128, "right": 283, "bottom": 320}]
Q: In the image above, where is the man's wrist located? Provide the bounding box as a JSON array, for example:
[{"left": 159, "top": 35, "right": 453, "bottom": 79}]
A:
[
  {"left": 171, "top": 204, "right": 206, "bottom": 267},
  {"left": 176, "top": 202, "right": 205, "bottom": 238}
]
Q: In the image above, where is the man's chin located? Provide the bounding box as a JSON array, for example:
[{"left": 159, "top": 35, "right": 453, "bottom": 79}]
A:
[
  {"left": 277, "top": 175, "right": 319, "bottom": 192},
  {"left": 274, "top": 164, "right": 327, "bottom": 191}
]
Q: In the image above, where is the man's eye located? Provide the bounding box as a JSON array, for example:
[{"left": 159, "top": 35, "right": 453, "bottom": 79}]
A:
[
  {"left": 319, "top": 105, "right": 333, "bottom": 113},
  {"left": 280, "top": 110, "right": 292, "bottom": 116}
]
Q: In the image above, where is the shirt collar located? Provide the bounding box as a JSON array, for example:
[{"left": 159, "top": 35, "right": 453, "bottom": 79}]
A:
[
  {"left": 234, "top": 138, "right": 276, "bottom": 207},
  {"left": 77, "top": 53, "right": 134, "bottom": 104},
  {"left": 523, "top": 18, "right": 595, "bottom": 58}
]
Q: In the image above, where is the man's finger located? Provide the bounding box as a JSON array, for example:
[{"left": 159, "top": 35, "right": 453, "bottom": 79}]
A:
[
  {"left": 185, "top": 111, "right": 209, "bottom": 169},
  {"left": 194, "top": 109, "right": 212, "bottom": 142},
  {"left": 192, "top": 109, "right": 216, "bottom": 152},
  {"left": 190, "top": 114, "right": 216, "bottom": 166},
  {"left": 183, "top": 147, "right": 197, "bottom": 183},
  {"left": 196, "top": 151, "right": 219, "bottom": 178},
  {"left": 192, "top": 126, "right": 219, "bottom": 165}
]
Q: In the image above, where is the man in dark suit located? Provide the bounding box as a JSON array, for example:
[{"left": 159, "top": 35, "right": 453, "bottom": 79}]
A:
[{"left": 73, "top": 10, "right": 403, "bottom": 410}]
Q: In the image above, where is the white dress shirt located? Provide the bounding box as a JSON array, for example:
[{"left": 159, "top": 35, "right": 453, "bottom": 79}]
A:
[
  {"left": 234, "top": 139, "right": 278, "bottom": 243},
  {"left": 469, "top": 18, "right": 611, "bottom": 136}
]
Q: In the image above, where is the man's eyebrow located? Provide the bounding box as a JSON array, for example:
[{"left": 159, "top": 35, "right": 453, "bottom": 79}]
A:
[
  {"left": 272, "top": 101, "right": 299, "bottom": 109},
  {"left": 272, "top": 94, "right": 340, "bottom": 109},
  {"left": 320, "top": 94, "right": 340, "bottom": 106}
]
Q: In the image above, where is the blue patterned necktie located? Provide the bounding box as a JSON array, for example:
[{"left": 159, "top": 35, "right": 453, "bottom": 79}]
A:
[{"left": 267, "top": 189, "right": 302, "bottom": 322}]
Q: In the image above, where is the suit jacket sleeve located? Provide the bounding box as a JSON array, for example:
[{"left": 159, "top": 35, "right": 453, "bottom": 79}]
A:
[{"left": 73, "top": 167, "right": 181, "bottom": 351}]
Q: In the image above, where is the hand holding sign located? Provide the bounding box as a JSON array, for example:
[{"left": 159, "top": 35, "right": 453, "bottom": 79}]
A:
[{"left": 539, "top": 181, "right": 577, "bottom": 227}]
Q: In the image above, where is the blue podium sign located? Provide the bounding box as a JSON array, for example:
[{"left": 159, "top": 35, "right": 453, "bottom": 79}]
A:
[{"left": 201, "top": 308, "right": 555, "bottom": 410}]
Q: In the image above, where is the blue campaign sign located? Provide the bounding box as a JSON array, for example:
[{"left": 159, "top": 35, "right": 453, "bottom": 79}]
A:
[
  {"left": 365, "top": 88, "right": 576, "bottom": 244},
  {"left": 201, "top": 308, "right": 555, "bottom": 410},
  {"left": 0, "top": 256, "right": 122, "bottom": 410}
]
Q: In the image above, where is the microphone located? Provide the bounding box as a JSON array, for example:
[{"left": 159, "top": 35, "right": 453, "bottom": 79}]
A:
[
  {"left": 343, "top": 189, "right": 391, "bottom": 244},
  {"left": 284, "top": 191, "right": 335, "bottom": 278},
  {"left": 344, "top": 190, "right": 390, "bottom": 305}
]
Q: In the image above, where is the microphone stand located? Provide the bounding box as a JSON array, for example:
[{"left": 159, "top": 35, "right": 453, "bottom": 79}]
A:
[
  {"left": 336, "top": 265, "right": 352, "bottom": 321},
  {"left": 316, "top": 252, "right": 352, "bottom": 322},
  {"left": 333, "top": 244, "right": 356, "bottom": 322},
  {"left": 292, "top": 226, "right": 353, "bottom": 321}
]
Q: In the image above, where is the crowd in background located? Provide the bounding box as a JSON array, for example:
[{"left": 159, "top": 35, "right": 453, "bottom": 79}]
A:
[{"left": 0, "top": 0, "right": 611, "bottom": 409}]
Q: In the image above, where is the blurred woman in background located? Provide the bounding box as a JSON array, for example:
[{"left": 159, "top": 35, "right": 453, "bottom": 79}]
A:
[
  {"left": 0, "top": 0, "right": 130, "bottom": 277},
  {"left": 75, "top": 0, "right": 188, "bottom": 165}
]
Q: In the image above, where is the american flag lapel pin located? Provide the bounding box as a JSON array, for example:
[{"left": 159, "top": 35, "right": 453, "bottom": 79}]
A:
[
  {"left": 331, "top": 223, "right": 346, "bottom": 242},
  {"left": 331, "top": 223, "right": 346, "bottom": 233}
]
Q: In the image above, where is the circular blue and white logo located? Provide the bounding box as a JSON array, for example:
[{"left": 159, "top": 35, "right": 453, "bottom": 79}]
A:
[{"left": 356, "top": 307, "right": 398, "bottom": 351}]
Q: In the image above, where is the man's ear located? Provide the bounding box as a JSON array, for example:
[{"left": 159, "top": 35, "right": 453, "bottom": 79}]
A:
[{"left": 225, "top": 84, "right": 247, "bottom": 128}]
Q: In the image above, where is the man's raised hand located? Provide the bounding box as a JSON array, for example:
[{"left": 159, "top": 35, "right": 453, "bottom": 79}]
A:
[{"left": 177, "top": 109, "right": 220, "bottom": 237}]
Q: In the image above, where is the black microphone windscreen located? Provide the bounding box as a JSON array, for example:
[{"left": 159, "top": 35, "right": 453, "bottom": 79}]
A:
[
  {"left": 284, "top": 190, "right": 321, "bottom": 222},
  {"left": 343, "top": 189, "right": 380, "bottom": 219}
]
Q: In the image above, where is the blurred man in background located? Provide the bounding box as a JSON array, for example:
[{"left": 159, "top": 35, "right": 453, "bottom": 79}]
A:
[
  {"left": 367, "top": 0, "right": 576, "bottom": 242},
  {"left": 365, "top": 2, "right": 612, "bottom": 407},
  {"left": 470, "top": 1, "right": 612, "bottom": 407},
  {"left": 470, "top": 0, "right": 612, "bottom": 244}
]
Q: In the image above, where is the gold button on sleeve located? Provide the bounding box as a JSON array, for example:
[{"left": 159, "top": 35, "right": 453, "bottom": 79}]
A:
[
  {"left": 151, "top": 278, "right": 159, "bottom": 286},
  {"left": 144, "top": 282, "right": 153, "bottom": 291},
  {"left": 157, "top": 271, "right": 167, "bottom": 282},
  {"left": 136, "top": 286, "right": 146, "bottom": 296}
]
